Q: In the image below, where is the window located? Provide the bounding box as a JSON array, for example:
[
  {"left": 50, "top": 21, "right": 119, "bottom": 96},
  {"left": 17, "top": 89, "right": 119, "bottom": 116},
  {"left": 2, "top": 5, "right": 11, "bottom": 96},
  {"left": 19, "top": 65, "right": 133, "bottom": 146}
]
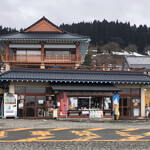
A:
[
  {"left": 46, "top": 50, "right": 69, "bottom": 56},
  {"left": 123, "top": 96, "right": 131, "bottom": 106},
  {"left": 17, "top": 50, "right": 41, "bottom": 55},
  {"left": 78, "top": 98, "right": 89, "bottom": 109},
  {"left": 120, "top": 88, "right": 130, "bottom": 94},
  {"left": 132, "top": 88, "right": 140, "bottom": 94},
  {"left": 69, "top": 97, "right": 78, "bottom": 110},
  {"left": 15, "top": 87, "right": 25, "bottom": 93},
  {"left": 36, "top": 96, "right": 45, "bottom": 106},
  {"left": 132, "top": 96, "right": 140, "bottom": 107},
  {"left": 26, "top": 96, "right": 35, "bottom": 106},
  {"left": 26, "top": 87, "right": 45, "bottom": 93}
]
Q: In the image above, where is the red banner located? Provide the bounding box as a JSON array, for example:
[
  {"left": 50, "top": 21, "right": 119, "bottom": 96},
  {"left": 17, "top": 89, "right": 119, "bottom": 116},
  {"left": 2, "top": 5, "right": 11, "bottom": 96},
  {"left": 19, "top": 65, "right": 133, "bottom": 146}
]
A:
[{"left": 60, "top": 92, "right": 68, "bottom": 115}]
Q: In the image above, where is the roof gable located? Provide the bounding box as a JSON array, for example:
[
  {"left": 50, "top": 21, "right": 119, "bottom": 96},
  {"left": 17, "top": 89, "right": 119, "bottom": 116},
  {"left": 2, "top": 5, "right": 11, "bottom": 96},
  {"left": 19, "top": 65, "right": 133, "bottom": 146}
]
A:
[{"left": 23, "top": 16, "right": 64, "bottom": 33}]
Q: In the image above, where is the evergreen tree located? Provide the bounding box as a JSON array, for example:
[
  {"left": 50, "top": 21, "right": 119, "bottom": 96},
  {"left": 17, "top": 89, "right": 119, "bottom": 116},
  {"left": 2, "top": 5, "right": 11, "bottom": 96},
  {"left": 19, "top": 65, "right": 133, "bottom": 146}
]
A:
[
  {"left": 83, "top": 53, "right": 92, "bottom": 66},
  {"left": 60, "top": 20, "right": 150, "bottom": 54}
]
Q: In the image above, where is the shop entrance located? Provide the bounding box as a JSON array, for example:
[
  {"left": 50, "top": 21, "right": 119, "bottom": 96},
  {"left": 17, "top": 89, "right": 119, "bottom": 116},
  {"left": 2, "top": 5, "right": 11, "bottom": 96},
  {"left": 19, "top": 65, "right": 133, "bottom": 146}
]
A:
[
  {"left": 17, "top": 95, "right": 56, "bottom": 118},
  {"left": 68, "top": 96, "right": 113, "bottom": 117}
]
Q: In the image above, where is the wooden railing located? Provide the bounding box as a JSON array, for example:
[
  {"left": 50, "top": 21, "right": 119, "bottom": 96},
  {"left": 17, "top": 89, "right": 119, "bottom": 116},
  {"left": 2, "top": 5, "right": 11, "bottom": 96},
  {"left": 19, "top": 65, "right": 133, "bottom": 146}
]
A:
[{"left": 1, "top": 54, "right": 83, "bottom": 63}]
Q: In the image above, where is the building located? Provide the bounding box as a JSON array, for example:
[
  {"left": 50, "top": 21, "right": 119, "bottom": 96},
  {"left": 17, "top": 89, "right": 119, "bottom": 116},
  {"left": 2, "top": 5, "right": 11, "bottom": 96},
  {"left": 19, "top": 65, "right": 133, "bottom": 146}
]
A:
[
  {"left": 125, "top": 56, "right": 150, "bottom": 74},
  {"left": 125, "top": 56, "right": 150, "bottom": 108},
  {"left": 0, "top": 17, "right": 150, "bottom": 119}
]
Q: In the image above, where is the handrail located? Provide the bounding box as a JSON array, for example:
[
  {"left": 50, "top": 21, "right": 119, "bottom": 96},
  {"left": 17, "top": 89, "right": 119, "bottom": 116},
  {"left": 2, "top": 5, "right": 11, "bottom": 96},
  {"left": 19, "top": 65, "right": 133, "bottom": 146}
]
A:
[
  {"left": 1, "top": 54, "right": 145, "bottom": 72},
  {"left": 1, "top": 54, "right": 82, "bottom": 63}
]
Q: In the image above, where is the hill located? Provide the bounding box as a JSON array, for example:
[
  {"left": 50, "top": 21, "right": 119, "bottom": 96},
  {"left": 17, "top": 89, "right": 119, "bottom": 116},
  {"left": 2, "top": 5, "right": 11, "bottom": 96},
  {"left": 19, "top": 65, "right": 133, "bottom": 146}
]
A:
[{"left": 60, "top": 20, "right": 150, "bottom": 54}]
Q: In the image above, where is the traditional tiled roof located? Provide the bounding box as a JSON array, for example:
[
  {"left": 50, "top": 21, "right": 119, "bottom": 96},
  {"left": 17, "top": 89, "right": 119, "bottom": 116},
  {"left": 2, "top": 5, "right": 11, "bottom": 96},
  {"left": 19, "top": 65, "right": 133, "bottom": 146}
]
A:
[
  {"left": 125, "top": 56, "right": 150, "bottom": 69},
  {"left": 0, "top": 32, "right": 90, "bottom": 42},
  {"left": 0, "top": 69, "right": 150, "bottom": 84},
  {"left": 50, "top": 83, "right": 121, "bottom": 92}
]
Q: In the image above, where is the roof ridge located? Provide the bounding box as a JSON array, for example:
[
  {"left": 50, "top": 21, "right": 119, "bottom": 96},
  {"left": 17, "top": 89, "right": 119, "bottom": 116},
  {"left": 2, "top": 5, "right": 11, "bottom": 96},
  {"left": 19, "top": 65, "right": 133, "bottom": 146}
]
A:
[{"left": 23, "top": 16, "right": 64, "bottom": 33}]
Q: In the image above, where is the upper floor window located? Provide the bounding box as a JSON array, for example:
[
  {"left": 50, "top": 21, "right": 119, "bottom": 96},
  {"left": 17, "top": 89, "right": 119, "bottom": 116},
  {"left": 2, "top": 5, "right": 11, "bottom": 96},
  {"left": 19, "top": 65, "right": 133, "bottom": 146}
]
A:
[
  {"left": 46, "top": 50, "right": 69, "bottom": 56},
  {"left": 16, "top": 50, "right": 41, "bottom": 55}
]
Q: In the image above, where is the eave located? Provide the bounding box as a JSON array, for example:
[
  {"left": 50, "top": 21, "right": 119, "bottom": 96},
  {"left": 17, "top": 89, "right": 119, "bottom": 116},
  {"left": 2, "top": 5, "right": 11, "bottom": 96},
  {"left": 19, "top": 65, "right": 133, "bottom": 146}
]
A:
[{"left": 0, "top": 38, "right": 91, "bottom": 43}]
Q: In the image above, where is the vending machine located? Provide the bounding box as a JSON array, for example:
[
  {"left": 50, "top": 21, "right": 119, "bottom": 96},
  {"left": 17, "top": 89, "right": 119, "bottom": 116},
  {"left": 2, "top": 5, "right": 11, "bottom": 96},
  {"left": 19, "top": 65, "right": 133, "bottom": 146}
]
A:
[{"left": 3, "top": 93, "right": 17, "bottom": 118}]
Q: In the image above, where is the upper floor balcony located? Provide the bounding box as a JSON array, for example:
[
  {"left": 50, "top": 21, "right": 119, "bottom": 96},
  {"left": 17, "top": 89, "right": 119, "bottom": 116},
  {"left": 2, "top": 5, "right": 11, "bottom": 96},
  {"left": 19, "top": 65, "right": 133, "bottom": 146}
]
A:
[{"left": 1, "top": 54, "right": 83, "bottom": 64}]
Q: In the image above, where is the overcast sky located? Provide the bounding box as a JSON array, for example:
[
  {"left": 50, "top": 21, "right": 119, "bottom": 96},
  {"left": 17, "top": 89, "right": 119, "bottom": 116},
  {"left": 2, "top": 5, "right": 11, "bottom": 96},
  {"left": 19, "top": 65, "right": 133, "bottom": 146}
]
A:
[{"left": 0, "top": 0, "right": 150, "bottom": 30}]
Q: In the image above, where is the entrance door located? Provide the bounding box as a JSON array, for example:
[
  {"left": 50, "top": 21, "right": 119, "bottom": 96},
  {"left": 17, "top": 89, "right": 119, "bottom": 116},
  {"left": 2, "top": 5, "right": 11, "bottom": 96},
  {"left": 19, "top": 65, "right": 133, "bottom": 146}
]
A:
[
  {"left": 25, "top": 96, "right": 35, "bottom": 117},
  {"left": 24, "top": 95, "right": 55, "bottom": 118}
]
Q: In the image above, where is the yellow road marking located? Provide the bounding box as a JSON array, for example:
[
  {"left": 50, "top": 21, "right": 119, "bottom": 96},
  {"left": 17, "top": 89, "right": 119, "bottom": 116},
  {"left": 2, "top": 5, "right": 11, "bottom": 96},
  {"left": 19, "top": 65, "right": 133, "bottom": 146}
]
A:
[
  {"left": 31, "top": 131, "right": 52, "bottom": 137},
  {"left": 71, "top": 130, "right": 101, "bottom": 141},
  {"left": 0, "top": 131, "right": 7, "bottom": 138},
  {"left": 0, "top": 128, "right": 149, "bottom": 142},
  {"left": 88, "top": 128, "right": 105, "bottom": 131},
  {"left": 5, "top": 128, "right": 32, "bottom": 132},
  {"left": 116, "top": 131, "right": 131, "bottom": 137},
  {"left": 48, "top": 128, "right": 69, "bottom": 131},
  {"left": 122, "top": 128, "right": 139, "bottom": 132},
  {"left": 0, "top": 139, "right": 150, "bottom": 142},
  {"left": 116, "top": 129, "right": 145, "bottom": 141},
  {"left": 143, "top": 132, "right": 150, "bottom": 136}
]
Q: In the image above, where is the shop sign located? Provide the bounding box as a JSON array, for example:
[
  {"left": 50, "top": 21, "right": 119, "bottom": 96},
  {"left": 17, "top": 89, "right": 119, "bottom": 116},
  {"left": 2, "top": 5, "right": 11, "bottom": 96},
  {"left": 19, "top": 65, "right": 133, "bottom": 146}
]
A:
[
  {"left": 60, "top": 92, "right": 68, "bottom": 115},
  {"left": 38, "top": 100, "right": 44, "bottom": 104},
  {"left": 113, "top": 94, "right": 119, "bottom": 116},
  {"left": 90, "top": 110, "right": 103, "bottom": 118},
  {"left": 4, "top": 93, "right": 17, "bottom": 118}
]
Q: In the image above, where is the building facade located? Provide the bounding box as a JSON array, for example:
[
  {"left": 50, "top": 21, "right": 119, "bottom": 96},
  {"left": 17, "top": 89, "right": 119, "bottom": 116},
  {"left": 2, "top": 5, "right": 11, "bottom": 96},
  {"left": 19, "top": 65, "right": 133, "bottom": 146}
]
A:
[{"left": 0, "top": 17, "right": 150, "bottom": 119}]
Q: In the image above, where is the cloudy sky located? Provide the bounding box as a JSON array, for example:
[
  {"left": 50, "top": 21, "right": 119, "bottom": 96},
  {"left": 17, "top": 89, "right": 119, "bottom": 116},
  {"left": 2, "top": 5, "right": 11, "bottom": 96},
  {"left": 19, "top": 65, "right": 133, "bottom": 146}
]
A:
[{"left": 0, "top": 0, "right": 150, "bottom": 30}]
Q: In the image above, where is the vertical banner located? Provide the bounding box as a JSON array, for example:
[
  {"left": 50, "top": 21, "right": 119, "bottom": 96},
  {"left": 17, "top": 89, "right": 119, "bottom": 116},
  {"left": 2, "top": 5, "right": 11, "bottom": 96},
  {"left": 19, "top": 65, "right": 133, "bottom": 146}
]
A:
[
  {"left": 60, "top": 92, "right": 68, "bottom": 115},
  {"left": 113, "top": 94, "right": 119, "bottom": 118}
]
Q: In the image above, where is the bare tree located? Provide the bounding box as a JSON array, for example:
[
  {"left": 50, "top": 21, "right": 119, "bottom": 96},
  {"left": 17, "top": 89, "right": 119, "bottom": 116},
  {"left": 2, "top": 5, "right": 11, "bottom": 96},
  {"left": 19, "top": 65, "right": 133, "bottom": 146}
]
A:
[
  {"left": 124, "top": 44, "right": 138, "bottom": 53},
  {"left": 144, "top": 45, "right": 150, "bottom": 54},
  {"left": 101, "top": 42, "right": 120, "bottom": 54}
]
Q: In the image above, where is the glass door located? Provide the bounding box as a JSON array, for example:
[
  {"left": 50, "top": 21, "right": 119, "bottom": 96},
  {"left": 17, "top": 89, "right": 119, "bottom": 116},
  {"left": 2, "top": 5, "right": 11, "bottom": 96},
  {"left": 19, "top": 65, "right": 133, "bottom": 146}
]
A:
[{"left": 25, "top": 96, "right": 35, "bottom": 117}]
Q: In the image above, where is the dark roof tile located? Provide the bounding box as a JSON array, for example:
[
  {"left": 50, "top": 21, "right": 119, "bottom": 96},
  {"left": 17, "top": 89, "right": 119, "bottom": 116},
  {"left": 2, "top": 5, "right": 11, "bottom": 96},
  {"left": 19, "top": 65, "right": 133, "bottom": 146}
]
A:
[{"left": 0, "top": 69, "right": 150, "bottom": 84}]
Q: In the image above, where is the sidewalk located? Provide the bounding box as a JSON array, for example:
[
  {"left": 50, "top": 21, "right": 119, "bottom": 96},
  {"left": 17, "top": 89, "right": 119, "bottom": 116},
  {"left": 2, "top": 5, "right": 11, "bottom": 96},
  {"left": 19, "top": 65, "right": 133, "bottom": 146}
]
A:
[{"left": 0, "top": 118, "right": 150, "bottom": 129}]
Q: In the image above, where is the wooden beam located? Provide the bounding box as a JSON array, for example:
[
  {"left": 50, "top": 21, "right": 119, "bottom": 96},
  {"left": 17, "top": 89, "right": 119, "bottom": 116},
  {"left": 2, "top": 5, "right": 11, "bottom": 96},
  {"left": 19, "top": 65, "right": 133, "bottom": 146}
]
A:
[
  {"left": 76, "top": 43, "right": 80, "bottom": 63},
  {"left": 41, "top": 43, "right": 44, "bottom": 61},
  {"left": 6, "top": 43, "right": 10, "bottom": 61}
]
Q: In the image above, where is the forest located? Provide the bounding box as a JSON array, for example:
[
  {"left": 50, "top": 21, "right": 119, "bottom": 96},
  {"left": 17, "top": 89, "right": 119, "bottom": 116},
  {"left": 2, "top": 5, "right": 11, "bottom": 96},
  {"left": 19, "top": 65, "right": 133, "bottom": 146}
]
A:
[
  {"left": 1, "top": 20, "right": 150, "bottom": 54},
  {"left": 60, "top": 20, "right": 150, "bottom": 54}
]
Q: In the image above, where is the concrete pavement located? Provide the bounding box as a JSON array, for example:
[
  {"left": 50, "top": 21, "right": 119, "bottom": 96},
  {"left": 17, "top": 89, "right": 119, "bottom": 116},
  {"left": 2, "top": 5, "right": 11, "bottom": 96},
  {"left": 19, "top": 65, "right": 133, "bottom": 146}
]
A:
[{"left": 0, "top": 118, "right": 150, "bottom": 129}]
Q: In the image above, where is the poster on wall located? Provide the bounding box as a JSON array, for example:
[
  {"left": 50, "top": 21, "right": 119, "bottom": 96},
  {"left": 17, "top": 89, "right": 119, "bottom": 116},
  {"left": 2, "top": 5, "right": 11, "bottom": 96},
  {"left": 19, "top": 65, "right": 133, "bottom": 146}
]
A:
[
  {"left": 69, "top": 97, "right": 78, "bottom": 110},
  {"left": 113, "top": 94, "right": 119, "bottom": 116},
  {"left": 104, "top": 97, "right": 111, "bottom": 110},
  {"left": 89, "top": 110, "right": 103, "bottom": 118},
  {"left": 4, "top": 93, "right": 17, "bottom": 118},
  {"left": 60, "top": 92, "right": 68, "bottom": 115}
]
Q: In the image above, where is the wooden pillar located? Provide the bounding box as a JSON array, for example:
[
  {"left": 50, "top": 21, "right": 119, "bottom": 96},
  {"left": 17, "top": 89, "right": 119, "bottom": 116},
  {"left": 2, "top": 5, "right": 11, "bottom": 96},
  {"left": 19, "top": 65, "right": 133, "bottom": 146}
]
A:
[
  {"left": 76, "top": 43, "right": 80, "bottom": 62},
  {"left": 41, "top": 43, "right": 44, "bottom": 61},
  {"left": 141, "top": 85, "right": 145, "bottom": 117},
  {"left": 6, "top": 43, "right": 10, "bottom": 61}
]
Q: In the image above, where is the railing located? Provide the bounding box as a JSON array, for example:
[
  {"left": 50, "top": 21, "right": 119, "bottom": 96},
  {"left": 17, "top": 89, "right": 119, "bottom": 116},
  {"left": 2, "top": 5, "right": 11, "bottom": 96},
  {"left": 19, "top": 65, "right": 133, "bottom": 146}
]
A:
[{"left": 1, "top": 54, "right": 83, "bottom": 63}]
